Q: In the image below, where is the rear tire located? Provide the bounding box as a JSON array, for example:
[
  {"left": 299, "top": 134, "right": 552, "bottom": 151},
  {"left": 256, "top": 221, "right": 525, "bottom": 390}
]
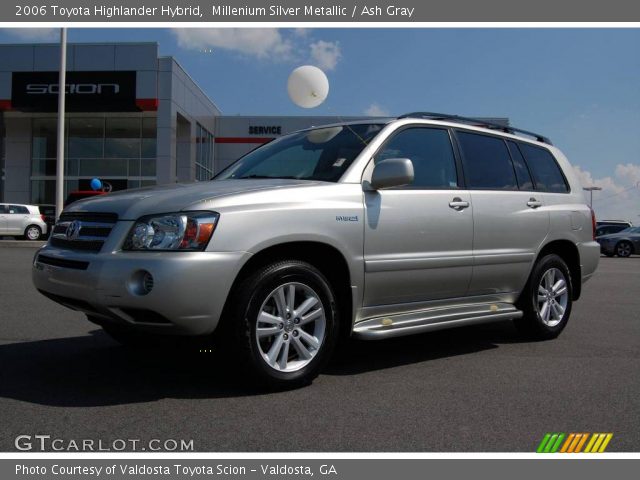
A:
[
  {"left": 221, "top": 260, "right": 339, "bottom": 389},
  {"left": 24, "top": 225, "right": 42, "bottom": 241},
  {"left": 616, "top": 241, "right": 632, "bottom": 258},
  {"left": 515, "top": 254, "right": 573, "bottom": 340}
]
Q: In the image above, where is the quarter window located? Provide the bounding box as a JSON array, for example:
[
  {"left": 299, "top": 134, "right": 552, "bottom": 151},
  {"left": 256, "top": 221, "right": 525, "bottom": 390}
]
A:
[
  {"left": 518, "top": 144, "right": 569, "bottom": 193},
  {"left": 375, "top": 128, "right": 458, "bottom": 189},
  {"left": 457, "top": 132, "right": 518, "bottom": 190}
]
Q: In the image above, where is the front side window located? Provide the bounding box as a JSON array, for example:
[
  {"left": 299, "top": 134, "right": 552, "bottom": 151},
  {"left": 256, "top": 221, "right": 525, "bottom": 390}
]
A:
[
  {"left": 518, "top": 143, "right": 569, "bottom": 193},
  {"left": 457, "top": 131, "right": 518, "bottom": 190},
  {"left": 374, "top": 127, "right": 458, "bottom": 189},
  {"left": 215, "top": 124, "right": 384, "bottom": 182}
]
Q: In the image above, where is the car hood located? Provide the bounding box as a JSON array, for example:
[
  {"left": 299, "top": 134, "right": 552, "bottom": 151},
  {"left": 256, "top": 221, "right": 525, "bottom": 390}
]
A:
[{"left": 63, "top": 179, "right": 322, "bottom": 220}]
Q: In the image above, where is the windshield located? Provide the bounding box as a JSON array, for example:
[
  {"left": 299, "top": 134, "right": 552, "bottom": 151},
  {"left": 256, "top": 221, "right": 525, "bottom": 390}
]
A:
[{"left": 214, "top": 123, "right": 385, "bottom": 182}]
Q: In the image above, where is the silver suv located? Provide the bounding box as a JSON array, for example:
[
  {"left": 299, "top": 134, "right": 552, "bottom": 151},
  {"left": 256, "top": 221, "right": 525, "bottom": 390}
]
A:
[
  {"left": 1, "top": 203, "right": 48, "bottom": 240},
  {"left": 33, "top": 113, "right": 600, "bottom": 388}
]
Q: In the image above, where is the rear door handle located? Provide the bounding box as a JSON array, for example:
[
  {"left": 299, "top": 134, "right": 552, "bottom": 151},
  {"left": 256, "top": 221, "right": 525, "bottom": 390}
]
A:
[
  {"left": 527, "top": 198, "right": 543, "bottom": 209},
  {"left": 449, "top": 197, "right": 470, "bottom": 211}
]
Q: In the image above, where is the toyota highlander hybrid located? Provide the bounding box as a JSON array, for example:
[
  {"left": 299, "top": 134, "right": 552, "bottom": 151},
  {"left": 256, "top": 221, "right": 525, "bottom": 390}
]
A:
[{"left": 32, "top": 112, "right": 600, "bottom": 388}]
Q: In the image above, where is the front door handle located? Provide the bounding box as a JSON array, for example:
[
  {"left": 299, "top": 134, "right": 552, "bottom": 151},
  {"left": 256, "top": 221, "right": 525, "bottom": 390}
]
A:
[
  {"left": 527, "top": 198, "right": 543, "bottom": 209},
  {"left": 449, "top": 197, "right": 470, "bottom": 211}
]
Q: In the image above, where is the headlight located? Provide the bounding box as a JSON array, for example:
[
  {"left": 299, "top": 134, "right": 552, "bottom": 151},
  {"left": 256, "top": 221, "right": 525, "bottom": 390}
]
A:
[{"left": 123, "top": 211, "right": 219, "bottom": 251}]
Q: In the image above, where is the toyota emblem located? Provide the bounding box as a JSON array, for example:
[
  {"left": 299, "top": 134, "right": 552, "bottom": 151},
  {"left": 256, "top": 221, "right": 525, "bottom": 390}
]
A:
[{"left": 65, "top": 220, "right": 81, "bottom": 240}]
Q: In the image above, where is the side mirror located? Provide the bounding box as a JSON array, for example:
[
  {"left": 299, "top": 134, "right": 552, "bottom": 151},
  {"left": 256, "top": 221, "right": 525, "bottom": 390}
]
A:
[{"left": 369, "top": 158, "right": 414, "bottom": 190}]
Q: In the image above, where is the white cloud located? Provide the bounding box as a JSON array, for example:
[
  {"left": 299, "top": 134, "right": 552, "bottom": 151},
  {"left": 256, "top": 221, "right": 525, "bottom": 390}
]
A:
[
  {"left": 572, "top": 164, "right": 640, "bottom": 221},
  {"left": 293, "top": 28, "right": 311, "bottom": 38},
  {"left": 173, "top": 28, "right": 293, "bottom": 60},
  {"left": 363, "top": 103, "right": 390, "bottom": 117},
  {"left": 615, "top": 163, "right": 640, "bottom": 186},
  {"left": 1, "top": 28, "right": 58, "bottom": 41},
  {"left": 309, "top": 40, "right": 341, "bottom": 71}
]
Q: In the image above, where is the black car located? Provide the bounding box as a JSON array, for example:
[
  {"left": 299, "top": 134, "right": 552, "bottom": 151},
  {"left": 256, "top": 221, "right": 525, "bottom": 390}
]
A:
[{"left": 36, "top": 204, "right": 56, "bottom": 236}]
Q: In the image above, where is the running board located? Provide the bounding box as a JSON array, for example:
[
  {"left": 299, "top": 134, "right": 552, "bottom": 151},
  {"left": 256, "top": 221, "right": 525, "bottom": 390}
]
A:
[{"left": 352, "top": 302, "right": 522, "bottom": 340}]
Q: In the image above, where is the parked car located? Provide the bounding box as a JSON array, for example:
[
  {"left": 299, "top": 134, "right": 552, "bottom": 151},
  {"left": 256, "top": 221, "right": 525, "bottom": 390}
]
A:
[
  {"left": 597, "top": 226, "right": 640, "bottom": 257},
  {"left": 33, "top": 112, "right": 600, "bottom": 388},
  {"left": 0, "top": 203, "right": 48, "bottom": 240},
  {"left": 596, "top": 220, "right": 633, "bottom": 238},
  {"left": 36, "top": 204, "right": 56, "bottom": 236}
]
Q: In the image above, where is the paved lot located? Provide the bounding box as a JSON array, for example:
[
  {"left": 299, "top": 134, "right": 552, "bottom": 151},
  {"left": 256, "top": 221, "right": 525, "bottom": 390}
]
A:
[{"left": 0, "top": 247, "right": 638, "bottom": 452}]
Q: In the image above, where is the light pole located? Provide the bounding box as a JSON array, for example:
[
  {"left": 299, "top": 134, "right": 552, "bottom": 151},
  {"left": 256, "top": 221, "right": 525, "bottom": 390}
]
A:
[
  {"left": 583, "top": 186, "right": 602, "bottom": 208},
  {"left": 55, "top": 28, "right": 67, "bottom": 220}
]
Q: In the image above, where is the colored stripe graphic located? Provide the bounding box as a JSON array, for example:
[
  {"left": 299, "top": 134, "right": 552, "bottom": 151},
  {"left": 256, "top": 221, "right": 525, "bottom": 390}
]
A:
[
  {"left": 574, "top": 433, "right": 589, "bottom": 453},
  {"left": 536, "top": 433, "right": 552, "bottom": 453},
  {"left": 560, "top": 433, "right": 575, "bottom": 453},
  {"left": 538, "top": 433, "right": 613, "bottom": 453}
]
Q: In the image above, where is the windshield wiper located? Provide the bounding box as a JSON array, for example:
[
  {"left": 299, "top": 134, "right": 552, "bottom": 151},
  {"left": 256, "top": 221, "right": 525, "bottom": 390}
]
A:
[{"left": 236, "top": 174, "right": 300, "bottom": 180}]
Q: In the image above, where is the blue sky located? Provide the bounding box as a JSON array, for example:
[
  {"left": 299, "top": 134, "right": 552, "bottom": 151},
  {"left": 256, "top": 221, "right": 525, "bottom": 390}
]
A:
[{"left": 1, "top": 27, "right": 639, "bottom": 220}]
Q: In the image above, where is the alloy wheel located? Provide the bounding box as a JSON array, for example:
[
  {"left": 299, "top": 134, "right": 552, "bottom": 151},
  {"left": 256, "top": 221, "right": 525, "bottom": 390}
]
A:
[
  {"left": 536, "top": 267, "right": 569, "bottom": 327},
  {"left": 255, "top": 282, "right": 326, "bottom": 372}
]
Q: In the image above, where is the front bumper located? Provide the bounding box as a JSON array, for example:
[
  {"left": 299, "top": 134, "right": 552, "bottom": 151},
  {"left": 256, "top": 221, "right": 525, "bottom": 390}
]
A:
[{"left": 32, "top": 245, "right": 250, "bottom": 336}]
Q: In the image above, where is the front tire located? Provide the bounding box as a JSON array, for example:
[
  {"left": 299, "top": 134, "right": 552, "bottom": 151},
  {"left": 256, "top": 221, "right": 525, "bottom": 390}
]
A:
[
  {"left": 515, "top": 254, "right": 573, "bottom": 340},
  {"left": 223, "top": 260, "right": 339, "bottom": 389},
  {"left": 24, "top": 225, "right": 42, "bottom": 241}
]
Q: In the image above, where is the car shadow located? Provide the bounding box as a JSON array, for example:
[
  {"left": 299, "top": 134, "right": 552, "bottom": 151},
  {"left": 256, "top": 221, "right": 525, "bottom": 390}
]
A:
[
  {"left": 325, "top": 320, "right": 522, "bottom": 375},
  {"left": 0, "top": 321, "right": 524, "bottom": 407}
]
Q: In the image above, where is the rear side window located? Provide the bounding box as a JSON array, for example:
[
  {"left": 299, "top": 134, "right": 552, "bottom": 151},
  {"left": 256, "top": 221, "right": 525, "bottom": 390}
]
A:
[
  {"left": 375, "top": 127, "right": 458, "bottom": 189},
  {"left": 8, "top": 205, "right": 29, "bottom": 214},
  {"left": 457, "top": 131, "right": 517, "bottom": 190},
  {"left": 506, "top": 141, "right": 534, "bottom": 190},
  {"left": 518, "top": 144, "right": 569, "bottom": 193}
]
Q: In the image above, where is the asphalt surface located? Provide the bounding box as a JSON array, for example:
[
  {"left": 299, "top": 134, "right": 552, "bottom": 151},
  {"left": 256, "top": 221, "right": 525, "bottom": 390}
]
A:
[{"left": 0, "top": 246, "right": 638, "bottom": 452}]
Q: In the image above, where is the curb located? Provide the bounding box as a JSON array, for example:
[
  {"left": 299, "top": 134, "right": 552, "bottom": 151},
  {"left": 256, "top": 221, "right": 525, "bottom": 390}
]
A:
[{"left": 0, "top": 240, "right": 46, "bottom": 248}]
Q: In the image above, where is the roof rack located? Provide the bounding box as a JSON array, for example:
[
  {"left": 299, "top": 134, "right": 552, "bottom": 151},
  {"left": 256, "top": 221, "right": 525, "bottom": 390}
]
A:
[{"left": 398, "top": 111, "right": 552, "bottom": 145}]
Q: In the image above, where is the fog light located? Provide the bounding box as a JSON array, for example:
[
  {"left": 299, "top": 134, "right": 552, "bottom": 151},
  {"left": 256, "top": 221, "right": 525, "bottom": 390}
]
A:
[{"left": 128, "top": 270, "right": 154, "bottom": 296}]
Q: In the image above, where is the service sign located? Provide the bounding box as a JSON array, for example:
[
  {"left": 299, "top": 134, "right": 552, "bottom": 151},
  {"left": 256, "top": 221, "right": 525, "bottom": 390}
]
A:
[{"left": 11, "top": 71, "right": 137, "bottom": 112}]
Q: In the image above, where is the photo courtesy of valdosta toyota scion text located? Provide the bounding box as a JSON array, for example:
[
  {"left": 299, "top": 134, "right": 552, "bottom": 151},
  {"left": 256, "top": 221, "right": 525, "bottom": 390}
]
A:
[{"left": 0, "top": 2, "right": 639, "bottom": 475}]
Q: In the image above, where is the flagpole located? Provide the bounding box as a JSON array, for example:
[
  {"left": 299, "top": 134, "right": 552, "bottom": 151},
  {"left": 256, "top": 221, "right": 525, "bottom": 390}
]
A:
[{"left": 55, "top": 27, "right": 67, "bottom": 220}]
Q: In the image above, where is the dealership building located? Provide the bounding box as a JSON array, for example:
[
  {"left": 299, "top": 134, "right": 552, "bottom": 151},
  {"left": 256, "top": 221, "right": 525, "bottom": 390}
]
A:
[{"left": 0, "top": 41, "right": 505, "bottom": 205}]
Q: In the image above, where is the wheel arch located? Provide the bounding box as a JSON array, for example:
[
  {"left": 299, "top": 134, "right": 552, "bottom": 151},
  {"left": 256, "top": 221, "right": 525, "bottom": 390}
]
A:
[
  {"left": 221, "top": 241, "right": 354, "bottom": 341},
  {"left": 534, "top": 239, "right": 582, "bottom": 300}
]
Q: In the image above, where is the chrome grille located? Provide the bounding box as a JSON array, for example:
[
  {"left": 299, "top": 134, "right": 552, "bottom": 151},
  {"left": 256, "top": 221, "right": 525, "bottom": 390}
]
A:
[{"left": 50, "top": 212, "right": 118, "bottom": 252}]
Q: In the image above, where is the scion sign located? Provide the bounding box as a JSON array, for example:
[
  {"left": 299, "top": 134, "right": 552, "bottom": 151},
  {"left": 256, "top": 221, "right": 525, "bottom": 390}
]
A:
[{"left": 11, "top": 71, "right": 137, "bottom": 112}]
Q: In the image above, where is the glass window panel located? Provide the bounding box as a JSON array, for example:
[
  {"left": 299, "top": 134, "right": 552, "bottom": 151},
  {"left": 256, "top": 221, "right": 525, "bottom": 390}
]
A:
[
  {"left": 375, "top": 128, "right": 458, "bottom": 189},
  {"left": 79, "top": 158, "right": 128, "bottom": 177},
  {"left": 141, "top": 138, "right": 156, "bottom": 158},
  {"left": 457, "top": 131, "right": 518, "bottom": 190},
  {"left": 519, "top": 143, "right": 569, "bottom": 193},
  {"left": 32, "top": 118, "right": 58, "bottom": 159},
  {"left": 68, "top": 118, "right": 104, "bottom": 158},
  {"left": 142, "top": 117, "right": 156, "bottom": 138},
  {"left": 128, "top": 158, "right": 141, "bottom": 177},
  {"left": 141, "top": 158, "right": 156, "bottom": 177},
  {"left": 105, "top": 118, "right": 141, "bottom": 158},
  {"left": 31, "top": 179, "right": 56, "bottom": 205}
]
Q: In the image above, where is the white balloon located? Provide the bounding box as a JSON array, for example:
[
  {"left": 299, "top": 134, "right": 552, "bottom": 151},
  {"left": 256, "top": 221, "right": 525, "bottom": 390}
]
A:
[{"left": 287, "top": 65, "right": 329, "bottom": 109}]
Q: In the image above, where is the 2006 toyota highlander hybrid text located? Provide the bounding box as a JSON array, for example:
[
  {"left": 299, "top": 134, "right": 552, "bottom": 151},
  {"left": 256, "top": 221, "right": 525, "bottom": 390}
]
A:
[{"left": 33, "top": 112, "right": 600, "bottom": 388}]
